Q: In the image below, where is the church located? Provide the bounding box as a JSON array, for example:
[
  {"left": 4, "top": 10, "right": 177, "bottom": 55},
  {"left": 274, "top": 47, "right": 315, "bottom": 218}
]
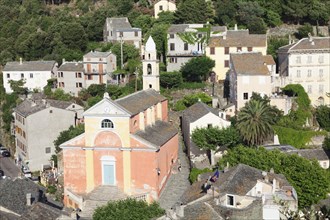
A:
[{"left": 60, "top": 37, "right": 179, "bottom": 209}]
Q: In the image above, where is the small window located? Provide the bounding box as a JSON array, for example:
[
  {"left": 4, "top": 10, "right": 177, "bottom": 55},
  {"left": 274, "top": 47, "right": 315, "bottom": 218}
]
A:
[
  {"left": 120, "top": 32, "right": 123, "bottom": 37},
  {"left": 45, "top": 147, "right": 51, "bottom": 154},
  {"left": 159, "top": 5, "right": 163, "bottom": 10},
  {"left": 170, "top": 57, "right": 177, "bottom": 63},
  {"left": 198, "top": 34, "right": 202, "bottom": 38},
  {"left": 23, "top": 131, "right": 26, "bottom": 138},
  {"left": 210, "top": 47, "right": 215, "bottom": 55},
  {"left": 296, "top": 70, "right": 301, "bottom": 77},
  {"left": 184, "top": 43, "right": 188, "bottom": 51},
  {"left": 88, "top": 75, "right": 92, "bottom": 80},
  {"left": 307, "top": 70, "right": 312, "bottom": 77},
  {"left": 149, "top": 84, "right": 152, "bottom": 88},
  {"left": 296, "top": 56, "right": 301, "bottom": 64},
  {"left": 237, "top": 47, "right": 242, "bottom": 52},
  {"left": 72, "top": 105, "right": 75, "bottom": 108},
  {"left": 135, "top": 31, "right": 138, "bottom": 37},
  {"left": 169, "top": 34, "right": 174, "bottom": 39},
  {"left": 319, "top": 85, "right": 324, "bottom": 93},
  {"left": 207, "top": 124, "right": 212, "bottom": 128},
  {"left": 243, "top": 92, "right": 248, "bottom": 100},
  {"left": 30, "top": 73, "right": 33, "bottom": 78},
  {"left": 307, "top": 56, "right": 312, "bottom": 63},
  {"left": 49, "top": 110, "right": 53, "bottom": 113},
  {"left": 224, "top": 60, "right": 229, "bottom": 67},
  {"left": 308, "top": 85, "right": 312, "bottom": 94},
  {"left": 318, "top": 55, "right": 324, "bottom": 63},
  {"left": 147, "top": 64, "right": 152, "bottom": 75},
  {"left": 101, "top": 119, "right": 114, "bottom": 128},
  {"left": 170, "top": 43, "right": 175, "bottom": 51},
  {"left": 21, "top": 73, "right": 24, "bottom": 79},
  {"left": 248, "top": 47, "right": 253, "bottom": 52},
  {"left": 110, "top": 31, "right": 112, "bottom": 36},
  {"left": 99, "top": 58, "right": 102, "bottom": 61},
  {"left": 6, "top": 73, "right": 10, "bottom": 78},
  {"left": 319, "top": 69, "right": 323, "bottom": 78},
  {"left": 227, "top": 195, "right": 234, "bottom": 206},
  {"left": 225, "top": 47, "right": 229, "bottom": 54}
]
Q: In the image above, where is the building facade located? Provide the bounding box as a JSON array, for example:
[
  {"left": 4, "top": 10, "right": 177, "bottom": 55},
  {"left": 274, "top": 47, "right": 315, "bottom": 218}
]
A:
[
  {"left": 277, "top": 36, "right": 330, "bottom": 106},
  {"left": 143, "top": 36, "right": 160, "bottom": 91},
  {"left": 103, "top": 17, "right": 142, "bottom": 49},
  {"left": 206, "top": 28, "right": 267, "bottom": 81},
  {"left": 14, "top": 98, "right": 83, "bottom": 171},
  {"left": 57, "top": 61, "right": 85, "bottom": 96},
  {"left": 2, "top": 59, "right": 58, "bottom": 93},
  {"left": 154, "top": 0, "right": 176, "bottom": 18}
]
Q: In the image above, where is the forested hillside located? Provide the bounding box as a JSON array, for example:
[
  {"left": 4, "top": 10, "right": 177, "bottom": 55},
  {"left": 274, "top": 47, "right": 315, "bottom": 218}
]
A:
[{"left": 0, "top": 0, "right": 329, "bottom": 66}]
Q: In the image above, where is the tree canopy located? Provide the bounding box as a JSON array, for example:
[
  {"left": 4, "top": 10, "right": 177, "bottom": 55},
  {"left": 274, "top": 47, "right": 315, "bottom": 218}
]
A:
[
  {"left": 180, "top": 56, "right": 215, "bottom": 82},
  {"left": 54, "top": 124, "right": 84, "bottom": 153}
]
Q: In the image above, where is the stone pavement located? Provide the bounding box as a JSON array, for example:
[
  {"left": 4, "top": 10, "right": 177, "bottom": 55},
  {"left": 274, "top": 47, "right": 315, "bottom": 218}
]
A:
[{"left": 158, "top": 139, "right": 191, "bottom": 210}]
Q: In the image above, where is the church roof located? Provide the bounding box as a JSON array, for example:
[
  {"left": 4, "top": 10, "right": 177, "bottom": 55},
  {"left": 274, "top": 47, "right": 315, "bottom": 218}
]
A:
[{"left": 145, "top": 36, "right": 156, "bottom": 52}]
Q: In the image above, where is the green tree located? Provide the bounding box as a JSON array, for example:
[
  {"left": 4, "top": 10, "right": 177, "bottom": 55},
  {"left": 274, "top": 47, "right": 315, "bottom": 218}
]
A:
[
  {"left": 160, "top": 71, "right": 183, "bottom": 89},
  {"left": 87, "top": 84, "right": 106, "bottom": 97},
  {"left": 60, "top": 22, "right": 88, "bottom": 51},
  {"left": 180, "top": 56, "right": 215, "bottom": 82},
  {"left": 54, "top": 124, "right": 85, "bottom": 153},
  {"left": 132, "top": 14, "right": 155, "bottom": 35},
  {"left": 192, "top": 126, "right": 241, "bottom": 151},
  {"left": 323, "top": 136, "right": 330, "bottom": 150},
  {"left": 219, "top": 146, "right": 330, "bottom": 208},
  {"left": 9, "top": 79, "right": 28, "bottom": 95},
  {"left": 295, "top": 23, "right": 313, "bottom": 39},
  {"left": 174, "top": 93, "right": 212, "bottom": 111},
  {"left": 316, "top": 105, "right": 330, "bottom": 131},
  {"left": 236, "top": 100, "right": 277, "bottom": 146},
  {"left": 145, "top": 23, "right": 170, "bottom": 59},
  {"left": 111, "top": 43, "right": 140, "bottom": 69},
  {"left": 93, "top": 198, "right": 165, "bottom": 220},
  {"left": 155, "top": 11, "right": 175, "bottom": 25},
  {"left": 174, "top": 0, "right": 214, "bottom": 24}
]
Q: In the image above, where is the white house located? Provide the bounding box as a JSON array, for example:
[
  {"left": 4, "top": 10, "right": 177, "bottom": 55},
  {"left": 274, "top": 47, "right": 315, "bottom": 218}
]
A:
[
  {"left": 57, "top": 61, "right": 85, "bottom": 96},
  {"left": 154, "top": 0, "right": 176, "bottom": 19},
  {"left": 277, "top": 36, "right": 330, "bottom": 106},
  {"left": 2, "top": 59, "right": 58, "bottom": 93},
  {"left": 14, "top": 98, "right": 83, "bottom": 171}
]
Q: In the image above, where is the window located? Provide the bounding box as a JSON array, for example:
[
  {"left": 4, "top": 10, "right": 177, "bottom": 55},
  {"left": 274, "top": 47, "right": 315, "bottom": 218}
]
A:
[
  {"left": 76, "top": 72, "right": 82, "bottom": 78},
  {"left": 88, "top": 75, "right": 93, "bottom": 80},
  {"left": 159, "top": 5, "right": 163, "bottom": 10},
  {"left": 147, "top": 64, "right": 152, "bottom": 75},
  {"left": 227, "top": 195, "right": 234, "bottom": 206},
  {"left": 169, "top": 57, "right": 177, "bottom": 63},
  {"left": 296, "top": 56, "right": 301, "bottom": 64},
  {"left": 210, "top": 47, "right": 215, "bottom": 55},
  {"left": 30, "top": 73, "right": 33, "bottom": 78},
  {"left": 224, "top": 60, "right": 229, "bottom": 67},
  {"left": 76, "top": 83, "right": 82, "bottom": 88},
  {"left": 101, "top": 119, "right": 114, "bottom": 128},
  {"left": 21, "top": 73, "right": 24, "bottom": 79},
  {"left": 62, "top": 82, "right": 65, "bottom": 87},
  {"left": 23, "top": 131, "right": 26, "bottom": 138},
  {"left": 6, "top": 73, "right": 10, "bottom": 78},
  {"left": 110, "top": 31, "right": 112, "bottom": 36},
  {"left": 169, "top": 34, "right": 174, "bottom": 38},
  {"left": 207, "top": 124, "right": 212, "bottom": 128},
  {"left": 45, "top": 147, "right": 51, "bottom": 154},
  {"left": 49, "top": 110, "right": 53, "bottom": 113},
  {"left": 308, "top": 85, "right": 312, "bottom": 94},
  {"left": 237, "top": 47, "right": 242, "bottom": 52},
  {"left": 225, "top": 47, "right": 229, "bottom": 54},
  {"left": 243, "top": 92, "right": 248, "bottom": 100},
  {"left": 307, "top": 56, "right": 312, "bottom": 63},
  {"left": 319, "top": 85, "right": 324, "bottom": 93},
  {"left": 307, "top": 69, "right": 312, "bottom": 77},
  {"left": 135, "top": 31, "right": 138, "bottom": 37},
  {"left": 119, "top": 32, "right": 123, "bottom": 37},
  {"left": 318, "top": 55, "right": 324, "bottom": 63},
  {"left": 198, "top": 34, "right": 202, "bottom": 38},
  {"left": 248, "top": 47, "right": 253, "bottom": 52},
  {"left": 319, "top": 69, "right": 323, "bottom": 78},
  {"left": 99, "top": 58, "right": 102, "bottom": 61},
  {"left": 184, "top": 43, "right": 188, "bottom": 51},
  {"left": 170, "top": 43, "right": 175, "bottom": 51},
  {"left": 296, "top": 70, "right": 301, "bottom": 77}
]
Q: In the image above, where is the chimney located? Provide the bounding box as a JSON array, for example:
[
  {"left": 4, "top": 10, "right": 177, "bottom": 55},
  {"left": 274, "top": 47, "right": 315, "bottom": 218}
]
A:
[
  {"left": 20, "top": 57, "right": 23, "bottom": 65},
  {"left": 272, "top": 178, "right": 276, "bottom": 194},
  {"left": 175, "top": 204, "right": 184, "bottom": 218},
  {"left": 234, "top": 24, "right": 238, "bottom": 31},
  {"left": 26, "top": 193, "right": 32, "bottom": 206},
  {"left": 308, "top": 33, "right": 313, "bottom": 42}
]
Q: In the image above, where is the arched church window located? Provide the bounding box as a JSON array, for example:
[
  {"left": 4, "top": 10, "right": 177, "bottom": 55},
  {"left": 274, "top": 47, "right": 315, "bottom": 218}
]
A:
[
  {"left": 147, "top": 64, "right": 152, "bottom": 75},
  {"left": 101, "top": 119, "right": 114, "bottom": 128},
  {"left": 149, "top": 84, "right": 152, "bottom": 88}
]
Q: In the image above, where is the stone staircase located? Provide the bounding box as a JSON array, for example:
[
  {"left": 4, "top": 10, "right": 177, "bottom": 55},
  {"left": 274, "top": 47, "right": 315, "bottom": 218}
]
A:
[{"left": 79, "top": 185, "right": 128, "bottom": 219}]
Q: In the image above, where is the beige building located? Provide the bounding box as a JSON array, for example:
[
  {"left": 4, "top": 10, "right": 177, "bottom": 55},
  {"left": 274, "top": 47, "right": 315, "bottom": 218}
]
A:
[
  {"left": 229, "top": 52, "right": 276, "bottom": 111},
  {"left": 206, "top": 28, "right": 267, "bottom": 81},
  {"left": 154, "top": 0, "right": 176, "bottom": 18},
  {"left": 277, "top": 36, "right": 330, "bottom": 106},
  {"left": 57, "top": 61, "right": 85, "bottom": 96}
]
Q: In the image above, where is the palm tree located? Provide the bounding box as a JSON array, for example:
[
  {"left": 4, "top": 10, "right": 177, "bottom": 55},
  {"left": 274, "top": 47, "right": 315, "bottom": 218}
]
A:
[{"left": 236, "top": 99, "right": 277, "bottom": 146}]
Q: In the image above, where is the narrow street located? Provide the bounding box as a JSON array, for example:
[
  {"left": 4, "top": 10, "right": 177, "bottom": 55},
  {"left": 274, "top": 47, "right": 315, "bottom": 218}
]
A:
[{"left": 0, "top": 156, "right": 20, "bottom": 178}]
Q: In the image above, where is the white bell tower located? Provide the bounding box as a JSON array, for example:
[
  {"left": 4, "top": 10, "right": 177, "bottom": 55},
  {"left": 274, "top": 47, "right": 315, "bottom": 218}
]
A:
[{"left": 143, "top": 36, "right": 160, "bottom": 91}]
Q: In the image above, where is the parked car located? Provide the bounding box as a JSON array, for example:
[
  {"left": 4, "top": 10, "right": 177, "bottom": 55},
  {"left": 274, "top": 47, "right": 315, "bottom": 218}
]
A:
[
  {"left": 0, "top": 147, "right": 8, "bottom": 154},
  {"left": 1, "top": 150, "right": 10, "bottom": 157}
]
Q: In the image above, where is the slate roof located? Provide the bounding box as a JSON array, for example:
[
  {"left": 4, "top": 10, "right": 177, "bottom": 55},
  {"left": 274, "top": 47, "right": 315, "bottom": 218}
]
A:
[
  {"left": 14, "top": 99, "right": 75, "bottom": 117},
  {"left": 182, "top": 201, "right": 223, "bottom": 220},
  {"left": 182, "top": 101, "right": 219, "bottom": 123},
  {"left": 84, "top": 51, "right": 113, "bottom": 58},
  {"left": 278, "top": 37, "right": 330, "bottom": 52},
  {"left": 58, "top": 62, "right": 84, "bottom": 71},
  {"left": 263, "top": 55, "right": 276, "bottom": 65},
  {"left": 211, "top": 26, "right": 227, "bottom": 33},
  {"left": 230, "top": 52, "right": 270, "bottom": 75},
  {"left": 106, "top": 17, "right": 132, "bottom": 30},
  {"left": 0, "top": 178, "right": 46, "bottom": 215},
  {"left": 168, "top": 24, "right": 189, "bottom": 33},
  {"left": 115, "top": 89, "right": 166, "bottom": 115},
  {"left": 134, "top": 120, "right": 177, "bottom": 148},
  {"left": 3, "top": 61, "right": 56, "bottom": 72},
  {"left": 209, "top": 30, "right": 267, "bottom": 47},
  {"left": 290, "top": 149, "right": 330, "bottom": 161},
  {"left": 20, "top": 202, "right": 67, "bottom": 220}
]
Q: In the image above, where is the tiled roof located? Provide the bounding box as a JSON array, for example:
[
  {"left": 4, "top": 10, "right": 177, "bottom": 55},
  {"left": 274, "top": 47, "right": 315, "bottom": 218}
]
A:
[
  {"left": 134, "top": 120, "right": 177, "bottom": 148},
  {"left": 263, "top": 55, "right": 276, "bottom": 65},
  {"left": 106, "top": 17, "right": 132, "bottom": 30},
  {"left": 279, "top": 37, "right": 330, "bottom": 52},
  {"left": 84, "top": 51, "right": 113, "bottom": 58},
  {"left": 168, "top": 24, "right": 189, "bottom": 33},
  {"left": 115, "top": 89, "right": 166, "bottom": 115},
  {"left": 209, "top": 30, "right": 266, "bottom": 47},
  {"left": 20, "top": 202, "right": 67, "bottom": 220},
  {"left": 3, "top": 61, "right": 56, "bottom": 71},
  {"left": 231, "top": 52, "right": 270, "bottom": 75},
  {"left": 182, "top": 101, "right": 219, "bottom": 123},
  {"left": 290, "top": 149, "right": 330, "bottom": 161},
  {"left": 58, "top": 62, "right": 84, "bottom": 71},
  {"left": 14, "top": 99, "right": 75, "bottom": 117},
  {"left": 0, "top": 178, "right": 46, "bottom": 215}
]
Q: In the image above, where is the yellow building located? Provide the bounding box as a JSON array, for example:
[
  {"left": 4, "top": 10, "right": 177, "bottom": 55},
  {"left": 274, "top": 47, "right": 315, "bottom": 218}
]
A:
[{"left": 206, "top": 28, "right": 267, "bottom": 81}]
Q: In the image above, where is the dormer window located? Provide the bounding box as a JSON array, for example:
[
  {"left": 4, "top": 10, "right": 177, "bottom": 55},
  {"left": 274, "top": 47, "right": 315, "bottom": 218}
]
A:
[{"left": 101, "top": 119, "right": 114, "bottom": 128}]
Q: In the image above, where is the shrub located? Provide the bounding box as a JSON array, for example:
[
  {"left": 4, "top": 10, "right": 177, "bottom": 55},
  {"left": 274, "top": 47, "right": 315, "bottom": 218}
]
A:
[
  {"left": 160, "top": 71, "right": 183, "bottom": 89},
  {"left": 189, "top": 167, "right": 212, "bottom": 183}
]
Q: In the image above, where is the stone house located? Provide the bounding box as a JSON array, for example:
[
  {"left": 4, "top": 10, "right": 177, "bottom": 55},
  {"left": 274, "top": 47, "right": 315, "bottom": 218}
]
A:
[
  {"left": 181, "top": 101, "right": 230, "bottom": 169},
  {"left": 2, "top": 59, "right": 58, "bottom": 93},
  {"left": 277, "top": 36, "right": 330, "bottom": 106},
  {"left": 14, "top": 98, "right": 83, "bottom": 171}
]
